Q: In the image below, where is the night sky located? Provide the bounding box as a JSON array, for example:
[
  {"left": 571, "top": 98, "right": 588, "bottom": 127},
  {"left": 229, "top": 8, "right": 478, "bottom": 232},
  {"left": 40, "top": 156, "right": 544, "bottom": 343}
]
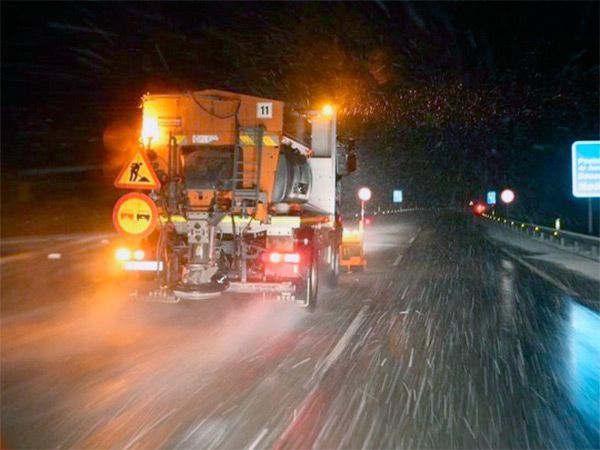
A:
[{"left": 2, "top": 1, "right": 599, "bottom": 229}]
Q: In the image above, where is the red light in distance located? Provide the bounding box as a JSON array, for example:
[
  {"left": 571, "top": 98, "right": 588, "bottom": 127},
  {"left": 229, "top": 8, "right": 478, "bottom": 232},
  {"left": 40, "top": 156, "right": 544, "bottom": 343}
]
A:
[{"left": 473, "top": 203, "right": 486, "bottom": 215}]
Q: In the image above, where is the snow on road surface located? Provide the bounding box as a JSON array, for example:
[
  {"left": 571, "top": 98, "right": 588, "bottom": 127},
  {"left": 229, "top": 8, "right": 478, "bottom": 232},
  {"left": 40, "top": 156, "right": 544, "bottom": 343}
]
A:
[{"left": 1, "top": 212, "right": 598, "bottom": 449}]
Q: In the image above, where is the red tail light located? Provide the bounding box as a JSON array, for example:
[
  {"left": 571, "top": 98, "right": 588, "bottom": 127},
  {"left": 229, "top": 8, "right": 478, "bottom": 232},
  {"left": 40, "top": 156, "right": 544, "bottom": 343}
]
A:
[
  {"left": 473, "top": 203, "right": 486, "bottom": 215},
  {"left": 261, "top": 252, "right": 301, "bottom": 264}
]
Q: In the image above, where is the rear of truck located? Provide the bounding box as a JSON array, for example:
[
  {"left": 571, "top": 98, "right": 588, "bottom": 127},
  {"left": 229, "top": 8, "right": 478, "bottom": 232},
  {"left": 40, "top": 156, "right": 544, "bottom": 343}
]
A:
[{"left": 113, "top": 89, "right": 355, "bottom": 308}]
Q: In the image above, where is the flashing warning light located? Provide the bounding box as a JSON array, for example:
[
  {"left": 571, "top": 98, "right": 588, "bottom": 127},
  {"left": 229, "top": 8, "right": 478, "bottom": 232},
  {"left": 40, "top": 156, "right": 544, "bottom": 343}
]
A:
[
  {"left": 322, "top": 104, "right": 334, "bottom": 117},
  {"left": 500, "top": 189, "right": 515, "bottom": 204},
  {"left": 358, "top": 187, "right": 372, "bottom": 202},
  {"left": 115, "top": 248, "right": 132, "bottom": 262},
  {"left": 141, "top": 116, "right": 160, "bottom": 143}
]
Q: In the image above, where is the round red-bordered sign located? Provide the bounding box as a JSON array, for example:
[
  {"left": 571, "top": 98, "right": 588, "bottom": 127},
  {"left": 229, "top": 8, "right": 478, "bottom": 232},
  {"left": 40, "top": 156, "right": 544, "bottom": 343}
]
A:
[{"left": 112, "top": 192, "right": 158, "bottom": 238}]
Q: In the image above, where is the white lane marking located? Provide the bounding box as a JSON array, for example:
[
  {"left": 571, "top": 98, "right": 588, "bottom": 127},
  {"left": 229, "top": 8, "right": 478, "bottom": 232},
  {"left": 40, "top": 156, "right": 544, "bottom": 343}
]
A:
[
  {"left": 313, "top": 305, "right": 368, "bottom": 383},
  {"left": 393, "top": 230, "right": 419, "bottom": 266},
  {"left": 279, "top": 306, "right": 370, "bottom": 446},
  {"left": 248, "top": 427, "right": 269, "bottom": 450},
  {"left": 0, "top": 235, "right": 113, "bottom": 266},
  {"left": 498, "top": 247, "right": 579, "bottom": 297},
  {"left": 47, "top": 253, "right": 62, "bottom": 260}
]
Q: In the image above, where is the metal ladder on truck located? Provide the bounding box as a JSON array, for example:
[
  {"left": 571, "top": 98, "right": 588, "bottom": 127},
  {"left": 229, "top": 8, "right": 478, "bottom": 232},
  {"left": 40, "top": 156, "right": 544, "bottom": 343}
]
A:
[{"left": 232, "top": 126, "right": 264, "bottom": 214}]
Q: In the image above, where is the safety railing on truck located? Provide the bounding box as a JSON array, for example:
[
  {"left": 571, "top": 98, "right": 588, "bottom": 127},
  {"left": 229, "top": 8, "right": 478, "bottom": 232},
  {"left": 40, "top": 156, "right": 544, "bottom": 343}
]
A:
[{"left": 481, "top": 213, "right": 600, "bottom": 261}]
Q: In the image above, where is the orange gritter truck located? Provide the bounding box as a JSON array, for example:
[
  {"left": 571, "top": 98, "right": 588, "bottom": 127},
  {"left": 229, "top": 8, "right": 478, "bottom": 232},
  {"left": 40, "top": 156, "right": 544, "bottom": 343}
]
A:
[{"left": 114, "top": 89, "right": 356, "bottom": 309}]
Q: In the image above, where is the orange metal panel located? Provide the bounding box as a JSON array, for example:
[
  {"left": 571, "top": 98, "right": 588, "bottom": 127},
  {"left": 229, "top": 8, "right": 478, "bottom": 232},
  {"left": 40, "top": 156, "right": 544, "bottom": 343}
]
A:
[
  {"left": 140, "top": 89, "right": 286, "bottom": 217},
  {"left": 142, "top": 89, "right": 284, "bottom": 149}
]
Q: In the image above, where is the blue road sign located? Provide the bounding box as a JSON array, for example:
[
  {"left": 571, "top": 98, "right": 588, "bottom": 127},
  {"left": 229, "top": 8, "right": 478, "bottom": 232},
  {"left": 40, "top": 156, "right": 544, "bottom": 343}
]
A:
[
  {"left": 572, "top": 141, "right": 600, "bottom": 198},
  {"left": 393, "top": 190, "right": 403, "bottom": 203},
  {"left": 486, "top": 191, "right": 497, "bottom": 205}
]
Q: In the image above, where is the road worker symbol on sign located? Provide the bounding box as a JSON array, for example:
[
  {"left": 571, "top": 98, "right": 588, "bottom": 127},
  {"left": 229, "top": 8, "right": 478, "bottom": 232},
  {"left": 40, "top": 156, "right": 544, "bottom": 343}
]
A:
[
  {"left": 114, "top": 149, "right": 161, "bottom": 190},
  {"left": 112, "top": 193, "right": 158, "bottom": 238}
]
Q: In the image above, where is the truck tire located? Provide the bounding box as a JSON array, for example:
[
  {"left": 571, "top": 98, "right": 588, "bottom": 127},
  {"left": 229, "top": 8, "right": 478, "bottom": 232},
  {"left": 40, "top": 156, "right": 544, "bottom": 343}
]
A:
[
  {"left": 327, "top": 247, "right": 339, "bottom": 288},
  {"left": 299, "top": 250, "right": 319, "bottom": 311}
]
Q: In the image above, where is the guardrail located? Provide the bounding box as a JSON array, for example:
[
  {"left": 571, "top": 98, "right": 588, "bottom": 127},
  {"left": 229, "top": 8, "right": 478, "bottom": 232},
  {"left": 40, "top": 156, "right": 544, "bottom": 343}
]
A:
[
  {"left": 481, "top": 213, "right": 600, "bottom": 261},
  {"left": 351, "top": 207, "right": 427, "bottom": 218}
]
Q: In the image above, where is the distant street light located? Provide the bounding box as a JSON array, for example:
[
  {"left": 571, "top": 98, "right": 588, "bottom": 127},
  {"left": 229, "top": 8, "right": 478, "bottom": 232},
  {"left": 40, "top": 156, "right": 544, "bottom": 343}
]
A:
[{"left": 358, "top": 187, "right": 372, "bottom": 231}]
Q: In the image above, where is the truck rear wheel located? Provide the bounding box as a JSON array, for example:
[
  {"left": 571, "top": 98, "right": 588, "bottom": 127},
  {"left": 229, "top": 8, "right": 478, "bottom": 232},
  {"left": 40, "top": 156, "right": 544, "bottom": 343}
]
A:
[{"left": 327, "top": 247, "right": 339, "bottom": 288}]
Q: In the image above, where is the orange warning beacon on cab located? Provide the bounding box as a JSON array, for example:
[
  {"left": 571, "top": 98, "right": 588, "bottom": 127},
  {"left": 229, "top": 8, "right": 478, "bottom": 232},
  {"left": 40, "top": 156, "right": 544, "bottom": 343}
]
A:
[{"left": 112, "top": 193, "right": 158, "bottom": 238}]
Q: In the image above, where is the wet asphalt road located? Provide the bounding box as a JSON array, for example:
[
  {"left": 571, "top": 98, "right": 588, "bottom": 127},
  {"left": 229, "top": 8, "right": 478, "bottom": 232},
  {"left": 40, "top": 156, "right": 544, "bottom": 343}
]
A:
[{"left": 1, "top": 212, "right": 599, "bottom": 449}]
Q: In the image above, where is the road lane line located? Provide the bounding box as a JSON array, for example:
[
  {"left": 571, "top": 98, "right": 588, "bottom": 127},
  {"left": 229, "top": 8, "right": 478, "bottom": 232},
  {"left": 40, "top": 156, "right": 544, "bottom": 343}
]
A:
[
  {"left": 318, "top": 305, "right": 368, "bottom": 376},
  {"left": 306, "top": 305, "right": 368, "bottom": 388},
  {"left": 278, "top": 306, "right": 369, "bottom": 449},
  {"left": 498, "top": 247, "right": 579, "bottom": 297},
  {"left": 0, "top": 235, "right": 114, "bottom": 265},
  {"left": 393, "top": 228, "right": 420, "bottom": 266}
]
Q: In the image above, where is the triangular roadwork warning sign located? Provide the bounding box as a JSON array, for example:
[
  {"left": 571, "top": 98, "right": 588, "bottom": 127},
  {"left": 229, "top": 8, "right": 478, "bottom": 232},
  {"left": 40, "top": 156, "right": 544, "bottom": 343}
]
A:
[{"left": 114, "top": 149, "right": 161, "bottom": 190}]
